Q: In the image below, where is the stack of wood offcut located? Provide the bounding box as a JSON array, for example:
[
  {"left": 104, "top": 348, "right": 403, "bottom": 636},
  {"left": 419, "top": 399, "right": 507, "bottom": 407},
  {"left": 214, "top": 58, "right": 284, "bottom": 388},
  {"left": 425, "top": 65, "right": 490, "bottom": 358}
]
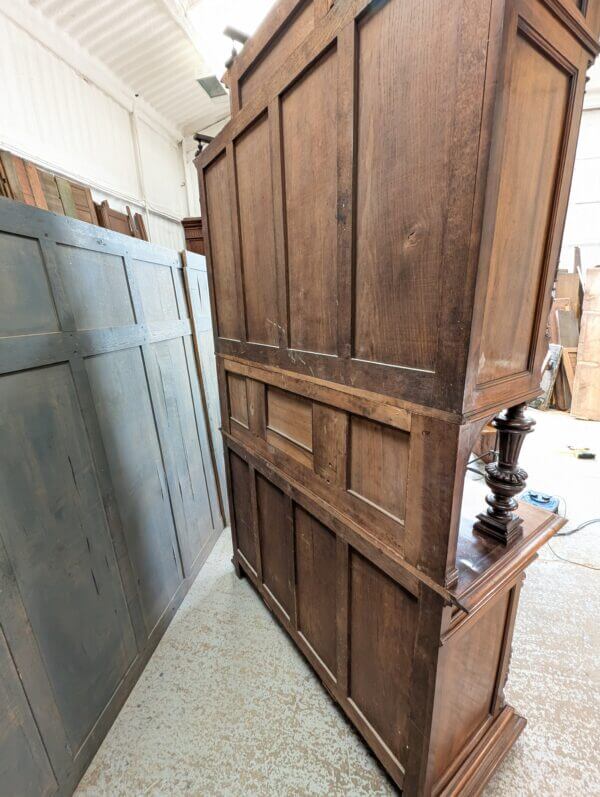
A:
[
  {"left": 541, "top": 247, "right": 600, "bottom": 420},
  {"left": 0, "top": 149, "right": 148, "bottom": 240}
]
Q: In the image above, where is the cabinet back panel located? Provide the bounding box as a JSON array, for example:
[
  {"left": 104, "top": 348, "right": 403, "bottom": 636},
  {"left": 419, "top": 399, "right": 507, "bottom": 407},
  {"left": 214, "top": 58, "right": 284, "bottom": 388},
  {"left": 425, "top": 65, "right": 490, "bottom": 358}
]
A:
[
  {"left": 204, "top": 154, "right": 240, "bottom": 341},
  {"left": 230, "top": 451, "right": 257, "bottom": 570},
  {"left": 282, "top": 47, "right": 338, "bottom": 355},
  {"left": 353, "top": 0, "right": 462, "bottom": 371},
  {"left": 235, "top": 115, "right": 279, "bottom": 346},
  {"left": 257, "top": 473, "right": 294, "bottom": 615}
]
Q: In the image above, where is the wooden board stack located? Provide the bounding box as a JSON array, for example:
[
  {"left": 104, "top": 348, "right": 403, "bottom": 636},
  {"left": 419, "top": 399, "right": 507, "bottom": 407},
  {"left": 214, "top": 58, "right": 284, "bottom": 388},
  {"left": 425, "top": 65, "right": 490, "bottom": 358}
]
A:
[{"left": 196, "top": 1, "right": 600, "bottom": 793}]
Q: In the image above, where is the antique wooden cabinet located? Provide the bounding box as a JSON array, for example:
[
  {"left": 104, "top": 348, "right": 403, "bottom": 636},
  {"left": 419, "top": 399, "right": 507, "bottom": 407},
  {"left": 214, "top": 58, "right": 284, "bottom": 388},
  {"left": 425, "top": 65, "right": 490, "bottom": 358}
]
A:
[{"left": 196, "top": 0, "right": 599, "bottom": 793}]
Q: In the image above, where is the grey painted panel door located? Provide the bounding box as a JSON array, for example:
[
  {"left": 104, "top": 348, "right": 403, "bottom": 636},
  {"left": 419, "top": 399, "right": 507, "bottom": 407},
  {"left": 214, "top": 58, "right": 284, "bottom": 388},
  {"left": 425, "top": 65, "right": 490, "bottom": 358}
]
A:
[{"left": 0, "top": 363, "right": 137, "bottom": 752}]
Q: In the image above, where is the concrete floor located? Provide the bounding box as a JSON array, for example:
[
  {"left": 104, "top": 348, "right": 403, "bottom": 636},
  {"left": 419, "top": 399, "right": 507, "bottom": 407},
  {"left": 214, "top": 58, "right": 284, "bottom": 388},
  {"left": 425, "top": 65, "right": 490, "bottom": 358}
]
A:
[{"left": 76, "top": 410, "right": 600, "bottom": 796}]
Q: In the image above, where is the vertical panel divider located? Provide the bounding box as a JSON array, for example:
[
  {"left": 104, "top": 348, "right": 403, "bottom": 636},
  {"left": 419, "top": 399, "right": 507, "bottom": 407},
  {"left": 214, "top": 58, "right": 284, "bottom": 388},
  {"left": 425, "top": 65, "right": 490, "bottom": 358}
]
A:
[
  {"left": 249, "top": 464, "right": 263, "bottom": 583},
  {"left": 269, "top": 96, "right": 290, "bottom": 353},
  {"left": 226, "top": 141, "right": 248, "bottom": 343},
  {"left": 336, "top": 21, "right": 357, "bottom": 361},
  {"left": 336, "top": 537, "right": 349, "bottom": 695},
  {"left": 39, "top": 239, "right": 148, "bottom": 650}
]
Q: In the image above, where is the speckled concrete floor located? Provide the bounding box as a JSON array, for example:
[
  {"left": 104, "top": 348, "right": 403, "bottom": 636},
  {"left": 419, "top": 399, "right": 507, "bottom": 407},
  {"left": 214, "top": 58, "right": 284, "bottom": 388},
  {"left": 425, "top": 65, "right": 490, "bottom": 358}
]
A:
[{"left": 76, "top": 410, "right": 599, "bottom": 797}]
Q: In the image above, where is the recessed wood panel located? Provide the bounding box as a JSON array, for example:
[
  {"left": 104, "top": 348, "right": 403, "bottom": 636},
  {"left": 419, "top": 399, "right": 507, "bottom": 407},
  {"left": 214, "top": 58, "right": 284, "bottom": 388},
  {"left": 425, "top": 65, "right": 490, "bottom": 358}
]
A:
[
  {"left": 294, "top": 506, "right": 337, "bottom": 674},
  {"left": 86, "top": 348, "right": 183, "bottom": 633},
  {"left": 266, "top": 385, "right": 314, "bottom": 466},
  {"left": 428, "top": 592, "right": 510, "bottom": 785},
  {"left": 235, "top": 115, "right": 279, "bottom": 345},
  {"left": 0, "top": 630, "right": 57, "bottom": 797},
  {"left": 0, "top": 232, "right": 59, "bottom": 336},
  {"left": 256, "top": 474, "right": 293, "bottom": 615},
  {"left": 239, "top": 0, "right": 315, "bottom": 107},
  {"left": 267, "top": 386, "right": 313, "bottom": 450},
  {"left": 229, "top": 452, "right": 257, "bottom": 570},
  {"left": 478, "top": 32, "right": 571, "bottom": 384},
  {"left": 282, "top": 47, "right": 337, "bottom": 354},
  {"left": 349, "top": 550, "right": 418, "bottom": 761},
  {"left": 313, "top": 404, "right": 348, "bottom": 487},
  {"left": 349, "top": 416, "right": 409, "bottom": 522},
  {"left": 353, "top": 0, "right": 464, "bottom": 371},
  {"left": 132, "top": 260, "right": 179, "bottom": 323},
  {"left": 0, "top": 363, "right": 137, "bottom": 751},
  {"left": 227, "top": 372, "right": 249, "bottom": 428},
  {"left": 205, "top": 153, "right": 240, "bottom": 340},
  {"left": 57, "top": 245, "right": 135, "bottom": 330}
]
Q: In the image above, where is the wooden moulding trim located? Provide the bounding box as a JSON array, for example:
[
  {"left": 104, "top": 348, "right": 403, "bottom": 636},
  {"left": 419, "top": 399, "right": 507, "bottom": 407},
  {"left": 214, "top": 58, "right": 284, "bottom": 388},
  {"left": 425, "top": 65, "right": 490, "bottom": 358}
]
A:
[
  {"left": 220, "top": 353, "right": 454, "bottom": 426},
  {"left": 434, "top": 705, "right": 527, "bottom": 797},
  {"left": 539, "top": 0, "right": 600, "bottom": 56},
  {"left": 449, "top": 510, "right": 566, "bottom": 620},
  {"left": 223, "top": 432, "right": 459, "bottom": 608}
]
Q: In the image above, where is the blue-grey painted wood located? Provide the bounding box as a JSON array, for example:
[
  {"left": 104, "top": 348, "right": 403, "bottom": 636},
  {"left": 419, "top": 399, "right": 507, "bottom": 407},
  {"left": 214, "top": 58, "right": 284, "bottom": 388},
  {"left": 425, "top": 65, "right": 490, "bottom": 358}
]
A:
[{"left": 0, "top": 197, "right": 223, "bottom": 796}]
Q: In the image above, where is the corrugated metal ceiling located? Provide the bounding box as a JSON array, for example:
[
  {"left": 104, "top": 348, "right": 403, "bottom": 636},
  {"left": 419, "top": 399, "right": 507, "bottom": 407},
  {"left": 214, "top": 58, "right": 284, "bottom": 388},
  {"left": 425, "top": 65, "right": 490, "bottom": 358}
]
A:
[{"left": 28, "top": 0, "right": 231, "bottom": 134}]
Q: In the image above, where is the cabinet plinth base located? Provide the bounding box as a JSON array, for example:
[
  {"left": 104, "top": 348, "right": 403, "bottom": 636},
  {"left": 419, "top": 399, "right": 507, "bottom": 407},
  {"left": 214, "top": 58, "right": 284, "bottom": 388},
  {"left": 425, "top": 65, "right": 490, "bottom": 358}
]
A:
[{"left": 434, "top": 706, "right": 526, "bottom": 797}]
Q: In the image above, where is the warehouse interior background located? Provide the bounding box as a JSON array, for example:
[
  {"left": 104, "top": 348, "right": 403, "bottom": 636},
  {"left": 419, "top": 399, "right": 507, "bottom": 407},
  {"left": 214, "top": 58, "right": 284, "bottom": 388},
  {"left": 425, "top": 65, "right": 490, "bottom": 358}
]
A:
[{"left": 1, "top": 1, "right": 599, "bottom": 796}]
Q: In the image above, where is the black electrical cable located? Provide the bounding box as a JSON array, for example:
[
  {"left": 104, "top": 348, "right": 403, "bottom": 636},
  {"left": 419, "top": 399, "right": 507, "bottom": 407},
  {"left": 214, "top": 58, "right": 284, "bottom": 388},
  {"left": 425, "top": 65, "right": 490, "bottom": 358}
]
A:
[{"left": 555, "top": 517, "right": 600, "bottom": 537}]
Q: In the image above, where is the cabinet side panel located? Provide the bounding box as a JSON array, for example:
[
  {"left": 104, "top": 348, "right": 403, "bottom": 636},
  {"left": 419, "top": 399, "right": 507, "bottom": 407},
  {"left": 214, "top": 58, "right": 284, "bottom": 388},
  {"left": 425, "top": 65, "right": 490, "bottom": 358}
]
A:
[
  {"left": 353, "top": 0, "right": 464, "bottom": 371},
  {"left": 281, "top": 47, "right": 338, "bottom": 355},
  {"left": 427, "top": 592, "right": 511, "bottom": 789},
  {"left": 204, "top": 154, "right": 240, "bottom": 341},
  {"left": 477, "top": 30, "right": 571, "bottom": 385},
  {"left": 235, "top": 115, "right": 279, "bottom": 346}
]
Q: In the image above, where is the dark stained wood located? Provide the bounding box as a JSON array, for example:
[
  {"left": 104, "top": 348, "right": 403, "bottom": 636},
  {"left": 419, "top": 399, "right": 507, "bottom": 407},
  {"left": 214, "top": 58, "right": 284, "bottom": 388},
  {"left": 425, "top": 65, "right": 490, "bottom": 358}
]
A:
[
  {"left": 256, "top": 473, "right": 294, "bottom": 616},
  {"left": 230, "top": 451, "right": 258, "bottom": 571},
  {"left": 294, "top": 505, "right": 337, "bottom": 674},
  {"left": 197, "top": 0, "right": 599, "bottom": 791},
  {"left": 349, "top": 549, "right": 418, "bottom": 763},
  {"left": 182, "top": 216, "right": 205, "bottom": 255}
]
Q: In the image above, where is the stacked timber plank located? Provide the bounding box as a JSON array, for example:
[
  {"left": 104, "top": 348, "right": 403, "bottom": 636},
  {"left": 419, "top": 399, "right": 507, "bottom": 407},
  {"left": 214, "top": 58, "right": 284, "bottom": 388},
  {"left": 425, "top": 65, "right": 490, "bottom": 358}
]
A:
[{"left": 0, "top": 149, "right": 148, "bottom": 239}]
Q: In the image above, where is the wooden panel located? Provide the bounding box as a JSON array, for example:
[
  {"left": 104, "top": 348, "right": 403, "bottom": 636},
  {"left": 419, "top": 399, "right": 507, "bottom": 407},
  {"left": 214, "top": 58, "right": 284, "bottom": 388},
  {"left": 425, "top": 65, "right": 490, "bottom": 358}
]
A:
[
  {"left": 56, "top": 245, "right": 135, "bottom": 330},
  {"left": 256, "top": 473, "right": 293, "bottom": 615},
  {"left": 149, "top": 338, "right": 218, "bottom": 575},
  {"left": 353, "top": 0, "right": 465, "bottom": 371},
  {"left": 247, "top": 378, "right": 267, "bottom": 438},
  {"left": 313, "top": 404, "right": 348, "bottom": 487},
  {"left": 267, "top": 386, "right": 313, "bottom": 464},
  {"left": 0, "top": 232, "right": 59, "bottom": 336},
  {"left": 281, "top": 47, "right": 337, "bottom": 354},
  {"left": 230, "top": 452, "right": 257, "bottom": 570},
  {"left": 205, "top": 153, "right": 241, "bottom": 340},
  {"left": 428, "top": 592, "right": 511, "bottom": 786},
  {"left": 133, "top": 260, "right": 179, "bottom": 323},
  {"left": 239, "top": 0, "right": 315, "bottom": 107},
  {"left": 0, "top": 363, "right": 137, "bottom": 751},
  {"left": 0, "top": 629, "right": 57, "bottom": 797},
  {"left": 294, "top": 505, "right": 337, "bottom": 674},
  {"left": 234, "top": 115, "right": 279, "bottom": 346},
  {"left": 69, "top": 183, "right": 97, "bottom": 225},
  {"left": 227, "top": 372, "right": 249, "bottom": 428},
  {"left": 478, "top": 29, "right": 571, "bottom": 384},
  {"left": 85, "top": 348, "right": 183, "bottom": 633},
  {"left": 572, "top": 269, "right": 600, "bottom": 419},
  {"left": 349, "top": 549, "right": 418, "bottom": 762},
  {"left": 349, "top": 415, "right": 409, "bottom": 523},
  {"left": 37, "top": 169, "right": 65, "bottom": 215}
]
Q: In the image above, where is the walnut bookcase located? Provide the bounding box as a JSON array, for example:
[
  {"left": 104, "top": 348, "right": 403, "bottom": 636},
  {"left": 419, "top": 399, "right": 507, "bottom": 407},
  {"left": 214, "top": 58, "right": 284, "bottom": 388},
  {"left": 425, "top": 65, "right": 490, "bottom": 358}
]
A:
[{"left": 196, "top": 0, "right": 599, "bottom": 793}]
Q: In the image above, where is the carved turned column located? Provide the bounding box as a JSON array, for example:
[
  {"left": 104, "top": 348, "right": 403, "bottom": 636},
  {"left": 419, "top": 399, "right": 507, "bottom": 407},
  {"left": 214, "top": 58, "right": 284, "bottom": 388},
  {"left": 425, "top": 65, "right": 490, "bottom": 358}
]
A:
[{"left": 474, "top": 403, "right": 535, "bottom": 545}]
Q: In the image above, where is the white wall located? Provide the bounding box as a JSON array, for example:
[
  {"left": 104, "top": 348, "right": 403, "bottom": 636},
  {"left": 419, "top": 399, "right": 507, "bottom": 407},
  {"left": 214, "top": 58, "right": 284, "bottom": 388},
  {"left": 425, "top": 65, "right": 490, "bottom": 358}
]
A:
[
  {"left": 560, "top": 61, "right": 600, "bottom": 274},
  {"left": 0, "top": 2, "right": 190, "bottom": 249}
]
